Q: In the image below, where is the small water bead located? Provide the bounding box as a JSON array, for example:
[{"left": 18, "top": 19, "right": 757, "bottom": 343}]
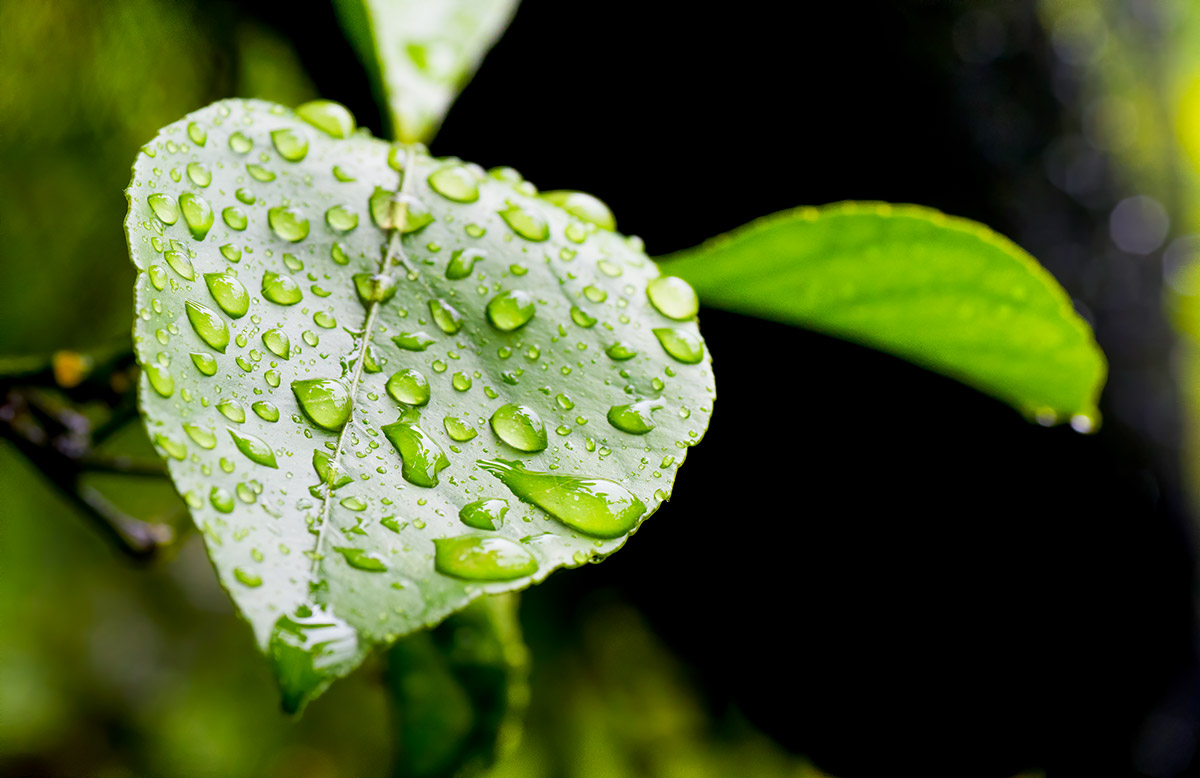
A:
[
  {"left": 490, "top": 403, "right": 547, "bottom": 453},
  {"left": 221, "top": 244, "right": 242, "bottom": 262},
  {"left": 229, "top": 131, "right": 253, "bottom": 153},
  {"left": 386, "top": 369, "right": 430, "bottom": 407},
  {"left": 605, "top": 341, "right": 637, "bottom": 361},
  {"left": 452, "top": 372, "right": 472, "bottom": 391},
  {"left": 564, "top": 220, "right": 591, "bottom": 244},
  {"left": 185, "top": 300, "right": 229, "bottom": 352},
  {"left": 203, "top": 273, "right": 249, "bottom": 318},
  {"left": 465, "top": 223, "right": 486, "bottom": 238},
  {"left": 353, "top": 273, "right": 397, "bottom": 306},
  {"left": 598, "top": 259, "right": 623, "bottom": 278},
  {"left": 459, "top": 498, "right": 509, "bottom": 530},
  {"left": 303, "top": 330, "right": 319, "bottom": 347},
  {"left": 335, "top": 547, "right": 388, "bottom": 572},
  {"left": 443, "top": 416, "right": 478, "bottom": 442},
  {"left": 383, "top": 413, "right": 449, "bottom": 487},
  {"left": 583, "top": 285, "right": 607, "bottom": 303},
  {"left": 647, "top": 276, "right": 699, "bottom": 320},
  {"left": 556, "top": 393, "right": 575, "bottom": 411},
  {"left": 268, "top": 206, "right": 310, "bottom": 242},
  {"left": 210, "top": 487, "right": 236, "bottom": 513},
  {"left": 187, "top": 122, "right": 207, "bottom": 146},
  {"left": 499, "top": 202, "right": 550, "bottom": 241},
  {"left": 148, "top": 193, "right": 179, "bottom": 225},
  {"left": 331, "top": 243, "right": 350, "bottom": 265},
  {"left": 271, "top": 127, "right": 309, "bottom": 161},
  {"left": 653, "top": 327, "right": 705, "bottom": 364},
  {"left": 234, "top": 569, "right": 262, "bottom": 587},
  {"left": 607, "top": 400, "right": 660, "bottom": 435},
  {"left": 429, "top": 298, "right": 463, "bottom": 334},
  {"left": 392, "top": 331, "right": 435, "bottom": 351},
  {"left": 446, "top": 248, "right": 484, "bottom": 280},
  {"left": 569, "top": 306, "right": 597, "bottom": 328},
  {"left": 218, "top": 398, "right": 246, "bottom": 422},
  {"left": 253, "top": 401, "right": 280, "bottom": 422},
  {"left": 236, "top": 188, "right": 255, "bottom": 205},
  {"left": 313, "top": 311, "right": 337, "bottom": 329},
  {"left": 486, "top": 290, "right": 536, "bottom": 332},
  {"left": 339, "top": 497, "right": 367, "bottom": 512},
  {"left": 325, "top": 205, "right": 359, "bottom": 233},
  {"left": 186, "top": 163, "right": 211, "bottom": 188},
  {"left": 428, "top": 164, "right": 480, "bottom": 203},
  {"left": 190, "top": 352, "right": 218, "bottom": 376},
  {"left": 539, "top": 190, "right": 616, "bottom": 231},
  {"left": 283, "top": 254, "right": 304, "bottom": 271},
  {"left": 247, "top": 164, "right": 276, "bottom": 182},
  {"left": 333, "top": 165, "right": 356, "bottom": 182},
  {"left": 222, "top": 207, "right": 248, "bottom": 231},
  {"left": 479, "top": 459, "right": 646, "bottom": 538},
  {"left": 229, "top": 429, "right": 279, "bottom": 468},
  {"left": 164, "top": 250, "right": 195, "bottom": 280},
  {"left": 296, "top": 99, "right": 356, "bottom": 138},
  {"left": 262, "top": 272, "right": 303, "bottom": 305},
  {"left": 292, "top": 378, "right": 352, "bottom": 431},
  {"left": 262, "top": 328, "right": 290, "bottom": 359},
  {"left": 178, "top": 192, "right": 214, "bottom": 240},
  {"left": 434, "top": 536, "right": 537, "bottom": 581},
  {"left": 236, "top": 483, "right": 257, "bottom": 504},
  {"left": 183, "top": 423, "right": 217, "bottom": 449}
]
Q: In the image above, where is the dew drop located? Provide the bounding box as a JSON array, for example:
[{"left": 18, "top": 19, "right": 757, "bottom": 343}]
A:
[
  {"left": 486, "top": 290, "right": 536, "bottom": 332},
  {"left": 204, "top": 273, "right": 250, "bottom": 318},
  {"left": 428, "top": 165, "right": 480, "bottom": 203},
  {"left": 498, "top": 202, "right": 549, "bottom": 241},
  {"left": 271, "top": 127, "right": 310, "bottom": 162},
  {"left": 229, "top": 131, "right": 253, "bottom": 154},
  {"left": 222, "top": 206, "right": 248, "bottom": 231},
  {"left": 382, "top": 413, "right": 450, "bottom": 487},
  {"left": 164, "top": 250, "right": 195, "bottom": 280},
  {"left": 262, "top": 328, "right": 290, "bottom": 359},
  {"left": 292, "top": 378, "right": 352, "bottom": 432},
  {"left": 183, "top": 423, "right": 217, "bottom": 449},
  {"left": 148, "top": 193, "right": 179, "bottom": 225},
  {"left": 385, "top": 369, "right": 430, "bottom": 407},
  {"left": 653, "top": 327, "right": 705, "bottom": 364},
  {"left": 539, "top": 190, "right": 616, "bottom": 230},
  {"left": 190, "top": 351, "right": 218, "bottom": 376},
  {"left": 296, "top": 100, "right": 357, "bottom": 138},
  {"left": 489, "top": 403, "right": 547, "bottom": 453},
  {"left": 444, "top": 416, "right": 478, "bottom": 442},
  {"left": 325, "top": 205, "right": 359, "bottom": 233},
  {"left": 479, "top": 459, "right": 646, "bottom": 538},
  {"left": 186, "top": 163, "right": 211, "bottom": 188},
  {"left": 228, "top": 428, "right": 278, "bottom": 468},
  {"left": 185, "top": 300, "right": 230, "bottom": 353},
  {"left": 446, "top": 248, "right": 484, "bottom": 280},
  {"left": 262, "top": 272, "right": 304, "bottom": 305},
  {"left": 335, "top": 547, "right": 388, "bottom": 572},
  {"left": 434, "top": 535, "right": 538, "bottom": 581},
  {"left": 392, "top": 331, "right": 435, "bottom": 352},
  {"left": 268, "top": 207, "right": 310, "bottom": 242},
  {"left": 253, "top": 401, "right": 280, "bottom": 422},
  {"left": 607, "top": 400, "right": 660, "bottom": 434},
  {"left": 429, "top": 298, "right": 463, "bottom": 334},
  {"left": 647, "top": 276, "right": 699, "bottom": 320},
  {"left": 178, "top": 192, "right": 214, "bottom": 240},
  {"left": 218, "top": 398, "right": 246, "bottom": 423},
  {"left": 459, "top": 498, "right": 508, "bottom": 530}
]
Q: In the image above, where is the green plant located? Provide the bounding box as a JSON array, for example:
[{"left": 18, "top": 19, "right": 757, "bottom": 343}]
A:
[{"left": 0, "top": 2, "right": 1106, "bottom": 775}]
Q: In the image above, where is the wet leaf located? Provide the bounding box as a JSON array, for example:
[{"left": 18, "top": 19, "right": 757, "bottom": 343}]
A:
[{"left": 124, "top": 98, "right": 713, "bottom": 711}]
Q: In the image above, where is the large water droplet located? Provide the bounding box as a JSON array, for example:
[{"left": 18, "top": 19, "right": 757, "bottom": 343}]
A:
[
  {"left": 185, "top": 300, "right": 230, "bottom": 353},
  {"left": 479, "top": 459, "right": 646, "bottom": 538},
  {"left": 647, "top": 276, "right": 699, "bottom": 320},
  {"left": 148, "top": 193, "right": 179, "bottom": 225},
  {"left": 313, "top": 450, "right": 353, "bottom": 489},
  {"left": 263, "top": 328, "right": 290, "bottom": 359},
  {"left": 353, "top": 273, "right": 397, "bottom": 306},
  {"left": 229, "top": 131, "right": 253, "bottom": 154},
  {"left": 269, "top": 207, "right": 310, "bottom": 242},
  {"left": 271, "top": 127, "right": 309, "bottom": 162},
  {"left": 178, "top": 192, "right": 214, "bottom": 240},
  {"left": 607, "top": 400, "right": 660, "bottom": 434},
  {"left": 253, "top": 401, "right": 280, "bottom": 422},
  {"left": 186, "top": 163, "right": 211, "bottom": 188},
  {"left": 490, "top": 403, "right": 547, "bottom": 452},
  {"left": 211, "top": 486, "right": 235, "bottom": 513},
  {"left": 191, "top": 351, "right": 218, "bottom": 376},
  {"left": 382, "top": 413, "right": 449, "bottom": 487},
  {"left": 218, "top": 398, "right": 246, "bottom": 423},
  {"left": 335, "top": 547, "right": 388, "bottom": 572},
  {"left": 228, "top": 428, "right": 278, "bottom": 468},
  {"left": 292, "top": 378, "right": 352, "bottom": 432},
  {"left": 222, "top": 207, "right": 248, "bottom": 231},
  {"left": 540, "top": 190, "right": 616, "bottom": 231},
  {"left": 183, "top": 423, "right": 217, "bottom": 449},
  {"left": 204, "top": 273, "right": 249, "bottom": 318},
  {"left": 652, "top": 327, "right": 704, "bottom": 364},
  {"left": 486, "top": 290, "right": 536, "bottom": 332},
  {"left": 262, "top": 272, "right": 303, "bottom": 305},
  {"left": 459, "top": 498, "right": 508, "bottom": 530},
  {"left": 434, "top": 536, "right": 538, "bottom": 581},
  {"left": 187, "top": 122, "right": 207, "bottom": 146},
  {"left": 605, "top": 341, "right": 637, "bottom": 361},
  {"left": 385, "top": 369, "right": 430, "bottom": 407},
  {"left": 325, "top": 205, "right": 359, "bottom": 233},
  {"left": 392, "top": 331, "right": 435, "bottom": 352},
  {"left": 429, "top": 298, "right": 463, "bottom": 334},
  {"left": 296, "top": 100, "right": 357, "bottom": 139},
  {"left": 444, "top": 416, "right": 478, "bottom": 441},
  {"left": 445, "top": 248, "right": 484, "bottom": 280},
  {"left": 369, "top": 188, "right": 433, "bottom": 233},
  {"left": 164, "top": 250, "right": 195, "bottom": 280},
  {"left": 268, "top": 604, "right": 360, "bottom": 714},
  {"left": 499, "top": 203, "right": 549, "bottom": 241},
  {"left": 428, "top": 165, "right": 480, "bottom": 203}
]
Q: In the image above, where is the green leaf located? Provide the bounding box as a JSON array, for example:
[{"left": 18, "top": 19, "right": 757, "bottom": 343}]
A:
[
  {"left": 660, "top": 202, "right": 1105, "bottom": 426},
  {"left": 386, "top": 593, "right": 528, "bottom": 778},
  {"left": 333, "top": 0, "right": 520, "bottom": 143},
  {"left": 124, "top": 98, "right": 713, "bottom": 712}
]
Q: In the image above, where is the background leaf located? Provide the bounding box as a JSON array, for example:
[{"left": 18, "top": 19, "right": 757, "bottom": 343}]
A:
[
  {"left": 660, "top": 202, "right": 1105, "bottom": 426},
  {"left": 124, "top": 98, "right": 713, "bottom": 711},
  {"left": 333, "top": 0, "right": 520, "bottom": 143}
]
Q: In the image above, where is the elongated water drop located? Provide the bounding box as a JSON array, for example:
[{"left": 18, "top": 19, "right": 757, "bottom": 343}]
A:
[
  {"left": 392, "top": 331, "right": 435, "bottom": 352},
  {"left": 653, "top": 327, "right": 704, "bottom": 364},
  {"left": 268, "top": 604, "right": 360, "bottom": 714},
  {"left": 253, "top": 401, "right": 280, "bottom": 422},
  {"left": 187, "top": 122, "right": 207, "bottom": 146},
  {"left": 269, "top": 207, "right": 310, "bottom": 242},
  {"left": 446, "top": 248, "right": 484, "bottom": 280},
  {"left": 190, "top": 351, "right": 218, "bottom": 376},
  {"left": 353, "top": 273, "right": 397, "bottom": 305},
  {"left": 428, "top": 165, "right": 480, "bottom": 203},
  {"left": 228, "top": 429, "right": 278, "bottom": 468},
  {"left": 186, "top": 163, "right": 211, "bottom": 188},
  {"left": 204, "top": 273, "right": 249, "bottom": 318},
  {"left": 292, "top": 378, "right": 352, "bottom": 432},
  {"left": 335, "top": 547, "right": 388, "bottom": 572},
  {"left": 164, "top": 250, "right": 194, "bottom": 280},
  {"left": 540, "top": 190, "right": 616, "bottom": 230},
  {"left": 486, "top": 290, "right": 536, "bottom": 332},
  {"left": 607, "top": 400, "right": 660, "bottom": 434},
  {"left": 144, "top": 363, "right": 173, "bottom": 397},
  {"left": 490, "top": 403, "right": 547, "bottom": 452},
  {"left": 185, "top": 300, "right": 229, "bottom": 352},
  {"left": 434, "top": 536, "right": 538, "bottom": 581},
  {"left": 429, "top": 298, "right": 463, "bottom": 334},
  {"left": 262, "top": 328, "right": 290, "bottom": 359},
  {"left": 605, "top": 341, "right": 637, "bottom": 361},
  {"left": 183, "top": 423, "right": 217, "bottom": 449},
  {"left": 262, "top": 272, "right": 303, "bottom": 305},
  {"left": 271, "top": 127, "right": 309, "bottom": 161},
  {"left": 382, "top": 414, "right": 449, "bottom": 487},
  {"left": 459, "top": 498, "right": 508, "bottom": 530},
  {"left": 313, "top": 450, "right": 354, "bottom": 489},
  {"left": 444, "top": 416, "right": 478, "bottom": 441},
  {"left": 386, "top": 369, "right": 430, "bottom": 407},
  {"left": 148, "top": 193, "right": 179, "bottom": 225},
  {"left": 217, "top": 398, "right": 246, "bottom": 423},
  {"left": 178, "top": 192, "right": 214, "bottom": 240},
  {"left": 499, "top": 203, "right": 549, "bottom": 241},
  {"left": 247, "top": 164, "right": 276, "bottom": 182},
  {"left": 222, "top": 207, "right": 248, "bottom": 231},
  {"left": 479, "top": 459, "right": 646, "bottom": 538},
  {"left": 296, "top": 100, "right": 356, "bottom": 138},
  {"left": 647, "top": 276, "right": 699, "bottom": 320}
]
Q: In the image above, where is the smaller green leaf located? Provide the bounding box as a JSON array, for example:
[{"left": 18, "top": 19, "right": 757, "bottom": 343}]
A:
[
  {"left": 334, "top": 0, "right": 521, "bottom": 143},
  {"left": 661, "top": 202, "right": 1106, "bottom": 426}
]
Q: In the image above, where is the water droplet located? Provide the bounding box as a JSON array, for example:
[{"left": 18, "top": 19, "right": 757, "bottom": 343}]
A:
[
  {"left": 653, "top": 327, "right": 704, "bottom": 364},
  {"left": 187, "top": 122, "right": 207, "bottom": 146},
  {"left": 428, "top": 165, "right": 480, "bottom": 202},
  {"left": 647, "top": 276, "right": 699, "bottom": 320},
  {"left": 148, "top": 193, "right": 179, "bottom": 225},
  {"left": 429, "top": 298, "right": 463, "bottom": 334},
  {"left": 353, "top": 273, "right": 397, "bottom": 305},
  {"left": 265, "top": 369, "right": 281, "bottom": 388},
  {"left": 262, "top": 272, "right": 303, "bottom": 305},
  {"left": 605, "top": 341, "right": 637, "bottom": 361},
  {"left": 335, "top": 547, "right": 388, "bottom": 572},
  {"left": 236, "top": 188, "right": 256, "bottom": 205},
  {"left": 383, "top": 413, "right": 449, "bottom": 487},
  {"left": 392, "top": 331, "right": 435, "bottom": 351},
  {"left": 268, "top": 207, "right": 310, "bottom": 242},
  {"left": 291, "top": 378, "right": 352, "bottom": 432},
  {"left": 164, "top": 250, "right": 195, "bottom": 280},
  {"left": 486, "top": 290, "right": 536, "bottom": 332},
  {"left": 283, "top": 254, "right": 304, "bottom": 271},
  {"left": 229, "top": 131, "right": 253, "bottom": 154},
  {"left": 268, "top": 604, "right": 360, "bottom": 713},
  {"left": 185, "top": 300, "right": 230, "bottom": 352},
  {"left": 296, "top": 100, "right": 356, "bottom": 138},
  {"left": 569, "top": 306, "right": 597, "bottom": 328},
  {"left": 313, "top": 311, "right": 337, "bottom": 329},
  {"left": 446, "top": 248, "right": 484, "bottom": 280},
  {"left": 331, "top": 243, "right": 350, "bottom": 265},
  {"left": 325, "top": 205, "right": 359, "bottom": 233},
  {"left": 253, "top": 401, "right": 280, "bottom": 422},
  {"left": 434, "top": 535, "right": 537, "bottom": 581},
  {"left": 229, "top": 428, "right": 278, "bottom": 468},
  {"left": 221, "top": 244, "right": 242, "bottom": 262},
  {"left": 386, "top": 369, "right": 430, "bottom": 407},
  {"left": 247, "top": 164, "right": 276, "bottom": 183},
  {"left": 540, "top": 190, "right": 616, "bottom": 230},
  {"left": 178, "top": 192, "right": 214, "bottom": 240},
  {"left": 583, "top": 284, "right": 607, "bottom": 303},
  {"left": 607, "top": 400, "right": 660, "bottom": 434},
  {"left": 444, "top": 416, "right": 478, "bottom": 441},
  {"left": 452, "top": 372, "right": 472, "bottom": 392},
  {"left": 222, "top": 206, "right": 248, "bottom": 231},
  {"left": 271, "top": 127, "right": 309, "bottom": 161},
  {"left": 263, "top": 328, "right": 290, "bottom": 359},
  {"left": 490, "top": 403, "right": 547, "bottom": 452},
  {"left": 147, "top": 265, "right": 167, "bottom": 291},
  {"left": 480, "top": 459, "right": 645, "bottom": 538},
  {"left": 191, "top": 352, "right": 218, "bottom": 376},
  {"left": 186, "top": 162, "right": 211, "bottom": 188},
  {"left": 153, "top": 433, "right": 185, "bottom": 459},
  {"left": 459, "top": 498, "right": 508, "bottom": 530},
  {"left": 339, "top": 496, "right": 367, "bottom": 512},
  {"left": 499, "top": 202, "right": 549, "bottom": 241},
  {"left": 183, "top": 423, "right": 217, "bottom": 449},
  {"left": 369, "top": 187, "right": 433, "bottom": 233},
  {"left": 204, "top": 273, "right": 249, "bottom": 318},
  {"left": 333, "top": 165, "right": 356, "bottom": 182},
  {"left": 218, "top": 399, "right": 246, "bottom": 422},
  {"left": 211, "top": 486, "right": 235, "bottom": 513}
]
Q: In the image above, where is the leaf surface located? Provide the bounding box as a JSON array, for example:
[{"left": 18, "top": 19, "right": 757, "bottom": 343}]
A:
[
  {"left": 124, "top": 98, "right": 713, "bottom": 710},
  {"left": 661, "top": 202, "right": 1105, "bottom": 425},
  {"left": 333, "top": 0, "right": 519, "bottom": 143}
]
